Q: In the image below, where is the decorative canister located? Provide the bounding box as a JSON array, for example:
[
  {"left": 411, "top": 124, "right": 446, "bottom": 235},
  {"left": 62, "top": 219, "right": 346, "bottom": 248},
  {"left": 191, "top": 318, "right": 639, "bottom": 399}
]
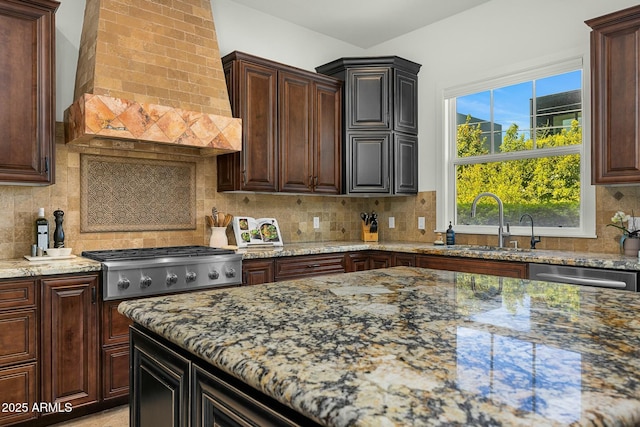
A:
[
  {"left": 209, "top": 227, "right": 228, "bottom": 248},
  {"left": 623, "top": 236, "right": 640, "bottom": 257}
]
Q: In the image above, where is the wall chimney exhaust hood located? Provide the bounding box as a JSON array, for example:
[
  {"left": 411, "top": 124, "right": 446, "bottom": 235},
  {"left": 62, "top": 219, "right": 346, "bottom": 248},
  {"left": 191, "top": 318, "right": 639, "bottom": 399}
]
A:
[{"left": 64, "top": 0, "right": 241, "bottom": 155}]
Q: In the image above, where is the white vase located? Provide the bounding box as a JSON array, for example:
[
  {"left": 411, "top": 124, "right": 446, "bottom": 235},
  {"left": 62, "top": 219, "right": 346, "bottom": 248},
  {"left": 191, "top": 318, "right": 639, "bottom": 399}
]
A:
[{"left": 209, "top": 227, "right": 228, "bottom": 248}]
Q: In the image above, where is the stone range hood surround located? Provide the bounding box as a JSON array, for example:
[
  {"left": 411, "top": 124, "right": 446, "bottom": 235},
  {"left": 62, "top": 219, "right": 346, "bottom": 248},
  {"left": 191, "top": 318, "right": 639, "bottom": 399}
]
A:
[{"left": 64, "top": 0, "right": 241, "bottom": 156}]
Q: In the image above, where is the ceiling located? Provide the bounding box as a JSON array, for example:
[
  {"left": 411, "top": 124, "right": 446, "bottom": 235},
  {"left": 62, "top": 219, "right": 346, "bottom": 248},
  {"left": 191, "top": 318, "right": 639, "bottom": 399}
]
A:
[{"left": 225, "top": 0, "right": 491, "bottom": 48}]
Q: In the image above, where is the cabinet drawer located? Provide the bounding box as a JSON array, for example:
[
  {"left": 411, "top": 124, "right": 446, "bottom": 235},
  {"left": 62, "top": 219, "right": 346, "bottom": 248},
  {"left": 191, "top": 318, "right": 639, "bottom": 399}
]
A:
[
  {"left": 0, "top": 280, "right": 36, "bottom": 311},
  {"left": 275, "top": 254, "right": 345, "bottom": 280},
  {"left": 0, "top": 309, "right": 37, "bottom": 365},
  {"left": 102, "top": 300, "right": 133, "bottom": 346},
  {"left": 0, "top": 362, "right": 38, "bottom": 425},
  {"left": 416, "top": 255, "right": 528, "bottom": 278}
]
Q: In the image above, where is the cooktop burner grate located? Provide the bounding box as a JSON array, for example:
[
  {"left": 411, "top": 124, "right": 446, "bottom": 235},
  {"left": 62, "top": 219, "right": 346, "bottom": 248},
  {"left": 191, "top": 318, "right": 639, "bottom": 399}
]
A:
[{"left": 82, "top": 245, "right": 234, "bottom": 262}]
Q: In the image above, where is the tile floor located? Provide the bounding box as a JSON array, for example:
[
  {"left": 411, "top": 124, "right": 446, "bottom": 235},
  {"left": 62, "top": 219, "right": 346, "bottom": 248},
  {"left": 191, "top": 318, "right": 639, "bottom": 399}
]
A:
[{"left": 49, "top": 405, "right": 128, "bottom": 427}]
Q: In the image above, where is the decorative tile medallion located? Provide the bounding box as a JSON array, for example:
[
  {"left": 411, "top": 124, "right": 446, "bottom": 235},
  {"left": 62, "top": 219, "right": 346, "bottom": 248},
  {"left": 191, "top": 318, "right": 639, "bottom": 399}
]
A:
[{"left": 81, "top": 154, "right": 196, "bottom": 232}]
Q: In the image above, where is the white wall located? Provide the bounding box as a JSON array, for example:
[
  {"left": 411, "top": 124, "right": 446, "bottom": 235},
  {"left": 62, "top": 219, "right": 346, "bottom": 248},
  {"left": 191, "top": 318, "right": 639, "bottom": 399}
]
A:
[{"left": 55, "top": 0, "right": 640, "bottom": 192}]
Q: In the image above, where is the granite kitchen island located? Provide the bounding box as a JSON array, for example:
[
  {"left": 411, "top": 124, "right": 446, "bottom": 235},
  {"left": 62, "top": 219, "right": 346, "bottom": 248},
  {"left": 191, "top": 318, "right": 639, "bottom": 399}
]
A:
[{"left": 118, "top": 267, "right": 640, "bottom": 426}]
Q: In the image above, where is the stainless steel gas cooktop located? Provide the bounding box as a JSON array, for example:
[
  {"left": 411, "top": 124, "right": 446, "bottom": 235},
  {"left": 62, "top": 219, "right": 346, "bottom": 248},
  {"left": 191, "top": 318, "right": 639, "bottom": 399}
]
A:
[{"left": 82, "top": 246, "right": 243, "bottom": 300}]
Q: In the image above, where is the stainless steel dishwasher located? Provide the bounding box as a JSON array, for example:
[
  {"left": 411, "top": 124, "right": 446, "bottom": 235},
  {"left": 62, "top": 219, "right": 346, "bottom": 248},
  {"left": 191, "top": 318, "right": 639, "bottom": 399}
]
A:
[{"left": 528, "top": 263, "right": 637, "bottom": 291}]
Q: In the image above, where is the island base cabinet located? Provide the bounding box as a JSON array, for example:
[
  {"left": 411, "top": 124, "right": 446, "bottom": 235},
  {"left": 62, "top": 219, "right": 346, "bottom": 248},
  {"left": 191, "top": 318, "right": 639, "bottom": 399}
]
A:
[
  {"left": 131, "top": 326, "right": 321, "bottom": 427},
  {"left": 130, "top": 327, "right": 189, "bottom": 427},
  {"left": 193, "top": 365, "right": 308, "bottom": 427}
]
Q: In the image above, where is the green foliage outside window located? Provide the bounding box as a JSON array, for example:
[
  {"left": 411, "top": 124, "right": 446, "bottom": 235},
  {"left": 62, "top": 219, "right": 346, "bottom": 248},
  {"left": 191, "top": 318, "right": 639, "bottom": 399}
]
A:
[{"left": 456, "top": 116, "right": 581, "bottom": 227}]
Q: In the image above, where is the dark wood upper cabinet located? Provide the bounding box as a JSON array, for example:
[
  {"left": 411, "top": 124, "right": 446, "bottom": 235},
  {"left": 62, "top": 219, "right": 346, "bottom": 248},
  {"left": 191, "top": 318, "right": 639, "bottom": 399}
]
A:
[
  {"left": 0, "top": 0, "right": 58, "bottom": 185},
  {"left": 587, "top": 5, "right": 640, "bottom": 185},
  {"left": 218, "top": 51, "right": 342, "bottom": 194},
  {"left": 316, "top": 56, "right": 421, "bottom": 195}
]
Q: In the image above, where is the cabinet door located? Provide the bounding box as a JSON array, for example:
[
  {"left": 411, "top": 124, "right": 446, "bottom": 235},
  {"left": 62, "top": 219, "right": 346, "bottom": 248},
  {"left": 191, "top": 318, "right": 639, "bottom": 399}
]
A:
[
  {"left": 0, "top": 0, "right": 56, "bottom": 184},
  {"left": 242, "top": 259, "right": 275, "bottom": 286},
  {"left": 394, "top": 133, "right": 418, "bottom": 194},
  {"left": 346, "top": 68, "right": 390, "bottom": 130},
  {"left": 369, "top": 252, "right": 391, "bottom": 270},
  {"left": 131, "top": 327, "right": 190, "bottom": 427},
  {"left": 313, "top": 81, "right": 342, "bottom": 194},
  {"left": 588, "top": 6, "right": 640, "bottom": 184},
  {"left": 239, "top": 61, "right": 278, "bottom": 192},
  {"left": 392, "top": 253, "right": 416, "bottom": 267},
  {"left": 347, "top": 133, "right": 390, "bottom": 193},
  {"left": 41, "top": 274, "right": 99, "bottom": 413},
  {"left": 192, "top": 364, "right": 312, "bottom": 427},
  {"left": 345, "top": 253, "right": 370, "bottom": 272},
  {"left": 279, "top": 71, "right": 313, "bottom": 193},
  {"left": 394, "top": 69, "right": 418, "bottom": 134}
]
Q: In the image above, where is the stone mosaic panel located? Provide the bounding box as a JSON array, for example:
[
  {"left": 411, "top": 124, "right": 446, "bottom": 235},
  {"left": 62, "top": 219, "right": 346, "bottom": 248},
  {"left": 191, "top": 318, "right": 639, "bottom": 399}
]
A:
[{"left": 81, "top": 155, "right": 196, "bottom": 232}]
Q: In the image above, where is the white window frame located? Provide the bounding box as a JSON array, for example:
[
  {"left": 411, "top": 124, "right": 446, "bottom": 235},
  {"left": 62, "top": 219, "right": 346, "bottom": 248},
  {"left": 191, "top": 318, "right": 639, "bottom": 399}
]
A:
[{"left": 438, "top": 57, "right": 596, "bottom": 239}]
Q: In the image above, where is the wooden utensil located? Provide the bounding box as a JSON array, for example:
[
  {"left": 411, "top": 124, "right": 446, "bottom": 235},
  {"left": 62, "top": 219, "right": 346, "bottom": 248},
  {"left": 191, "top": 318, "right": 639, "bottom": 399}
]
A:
[
  {"left": 205, "top": 215, "right": 214, "bottom": 227},
  {"left": 222, "top": 214, "right": 233, "bottom": 227}
]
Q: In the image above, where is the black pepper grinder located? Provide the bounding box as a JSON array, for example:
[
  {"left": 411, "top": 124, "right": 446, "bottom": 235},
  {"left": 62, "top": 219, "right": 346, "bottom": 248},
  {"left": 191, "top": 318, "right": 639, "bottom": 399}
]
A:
[{"left": 53, "top": 209, "right": 65, "bottom": 248}]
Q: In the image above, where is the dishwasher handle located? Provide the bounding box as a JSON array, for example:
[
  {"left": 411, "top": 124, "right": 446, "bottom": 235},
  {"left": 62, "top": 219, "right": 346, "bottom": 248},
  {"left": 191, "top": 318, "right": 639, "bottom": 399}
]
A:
[{"left": 534, "top": 273, "right": 627, "bottom": 289}]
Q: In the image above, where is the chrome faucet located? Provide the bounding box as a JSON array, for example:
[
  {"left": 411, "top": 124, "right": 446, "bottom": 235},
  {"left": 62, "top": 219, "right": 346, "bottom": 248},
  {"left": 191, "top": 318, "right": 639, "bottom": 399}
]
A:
[
  {"left": 519, "top": 214, "right": 541, "bottom": 249},
  {"left": 471, "top": 192, "right": 510, "bottom": 248}
]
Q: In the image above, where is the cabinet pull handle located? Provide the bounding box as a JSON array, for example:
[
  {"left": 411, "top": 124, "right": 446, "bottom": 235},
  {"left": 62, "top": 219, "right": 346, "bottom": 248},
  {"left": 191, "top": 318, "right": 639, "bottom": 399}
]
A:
[
  {"left": 242, "top": 170, "right": 247, "bottom": 186},
  {"left": 307, "top": 264, "right": 321, "bottom": 268},
  {"left": 45, "top": 156, "right": 49, "bottom": 173},
  {"left": 308, "top": 175, "right": 313, "bottom": 188},
  {"left": 91, "top": 286, "right": 96, "bottom": 304},
  {"left": 314, "top": 176, "right": 318, "bottom": 187}
]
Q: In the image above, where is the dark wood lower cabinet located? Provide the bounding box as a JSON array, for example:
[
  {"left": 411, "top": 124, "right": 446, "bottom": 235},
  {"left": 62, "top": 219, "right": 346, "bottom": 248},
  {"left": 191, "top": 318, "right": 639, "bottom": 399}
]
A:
[
  {"left": 415, "top": 255, "right": 528, "bottom": 278},
  {"left": 242, "top": 259, "right": 275, "bottom": 285},
  {"left": 40, "top": 274, "right": 100, "bottom": 415}
]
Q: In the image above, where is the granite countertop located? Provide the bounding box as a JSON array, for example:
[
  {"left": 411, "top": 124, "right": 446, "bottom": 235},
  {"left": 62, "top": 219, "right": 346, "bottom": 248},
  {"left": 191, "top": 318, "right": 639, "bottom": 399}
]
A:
[
  {"left": 0, "top": 255, "right": 102, "bottom": 279},
  {"left": 240, "top": 240, "right": 640, "bottom": 271},
  {"left": 118, "top": 267, "right": 640, "bottom": 426},
  {"left": 1, "top": 240, "right": 639, "bottom": 280}
]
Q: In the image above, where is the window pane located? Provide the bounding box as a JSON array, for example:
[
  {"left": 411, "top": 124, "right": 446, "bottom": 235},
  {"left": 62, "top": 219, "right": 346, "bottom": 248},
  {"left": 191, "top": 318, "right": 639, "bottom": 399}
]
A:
[
  {"left": 494, "top": 82, "right": 532, "bottom": 153},
  {"left": 457, "top": 91, "right": 491, "bottom": 157},
  {"left": 535, "top": 71, "right": 582, "bottom": 143},
  {"left": 455, "top": 154, "right": 581, "bottom": 228}
]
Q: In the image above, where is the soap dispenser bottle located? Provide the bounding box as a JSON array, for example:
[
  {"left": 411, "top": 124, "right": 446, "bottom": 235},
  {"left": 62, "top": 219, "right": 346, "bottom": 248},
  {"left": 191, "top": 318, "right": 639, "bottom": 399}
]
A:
[{"left": 446, "top": 221, "right": 455, "bottom": 245}]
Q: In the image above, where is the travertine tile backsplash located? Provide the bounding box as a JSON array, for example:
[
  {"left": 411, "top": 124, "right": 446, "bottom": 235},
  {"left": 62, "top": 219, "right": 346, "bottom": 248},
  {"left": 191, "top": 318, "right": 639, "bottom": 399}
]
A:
[{"left": 0, "top": 124, "right": 633, "bottom": 260}]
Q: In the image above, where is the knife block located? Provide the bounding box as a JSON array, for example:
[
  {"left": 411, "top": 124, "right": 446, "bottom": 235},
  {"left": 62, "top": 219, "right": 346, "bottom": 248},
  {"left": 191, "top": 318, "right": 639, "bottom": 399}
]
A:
[{"left": 361, "top": 223, "right": 378, "bottom": 242}]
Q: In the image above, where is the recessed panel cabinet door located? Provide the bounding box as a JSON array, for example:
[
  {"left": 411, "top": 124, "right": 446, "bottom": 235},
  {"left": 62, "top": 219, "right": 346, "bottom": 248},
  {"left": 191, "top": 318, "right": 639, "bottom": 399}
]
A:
[
  {"left": 0, "top": 0, "right": 57, "bottom": 184},
  {"left": 347, "top": 133, "right": 390, "bottom": 193},
  {"left": 588, "top": 5, "right": 640, "bottom": 184},
  {"left": 313, "top": 81, "right": 342, "bottom": 194},
  {"left": 394, "top": 133, "right": 418, "bottom": 194},
  {"left": 347, "top": 68, "right": 390, "bottom": 130},
  {"left": 279, "top": 71, "right": 313, "bottom": 193},
  {"left": 41, "top": 274, "right": 99, "bottom": 414},
  {"left": 239, "top": 61, "right": 278, "bottom": 192}
]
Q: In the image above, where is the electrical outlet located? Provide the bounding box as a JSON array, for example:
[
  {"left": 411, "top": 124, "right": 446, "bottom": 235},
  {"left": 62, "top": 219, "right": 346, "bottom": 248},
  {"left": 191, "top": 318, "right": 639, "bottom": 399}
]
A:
[
  {"left": 313, "top": 217, "right": 320, "bottom": 229},
  {"left": 389, "top": 217, "right": 395, "bottom": 228},
  {"left": 418, "top": 217, "right": 425, "bottom": 230}
]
